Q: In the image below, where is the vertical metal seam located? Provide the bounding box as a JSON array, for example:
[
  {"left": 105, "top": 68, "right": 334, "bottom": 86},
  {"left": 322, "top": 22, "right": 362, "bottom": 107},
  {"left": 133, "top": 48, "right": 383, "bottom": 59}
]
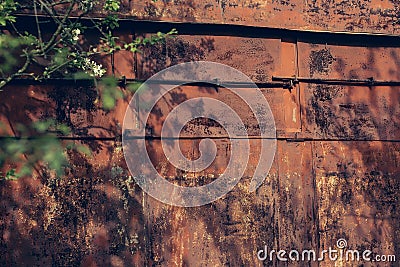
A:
[
  {"left": 275, "top": 143, "right": 281, "bottom": 263},
  {"left": 310, "top": 141, "right": 321, "bottom": 263},
  {"left": 295, "top": 38, "right": 303, "bottom": 132}
]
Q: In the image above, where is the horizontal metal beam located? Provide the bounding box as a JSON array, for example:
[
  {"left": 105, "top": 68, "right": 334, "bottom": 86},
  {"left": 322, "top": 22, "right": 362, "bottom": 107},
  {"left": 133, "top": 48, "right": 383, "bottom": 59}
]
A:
[
  {"left": 0, "top": 77, "right": 289, "bottom": 89},
  {"left": 272, "top": 76, "right": 400, "bottom": 87},
  {"left": 3, "top": 76, "right": 400, "bottom": 89},
  {"left": 1, "top": 135, "right": 400, "bottom": 142},
  {"left": 6, "top": 14, "right": 400, "bottom": 47}
]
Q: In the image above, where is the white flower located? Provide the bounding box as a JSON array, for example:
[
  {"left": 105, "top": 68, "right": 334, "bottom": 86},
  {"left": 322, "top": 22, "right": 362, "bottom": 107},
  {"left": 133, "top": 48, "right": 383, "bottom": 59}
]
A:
[
  {"left": 79, "top": 0, "right": 94, "bottom": 11},
  {"left": 71, "top": 29, "right": 81, "bottom": 41},
  {"left": 92, "top": 64, "right": 105, "bottom": 77},
  {"left": 80, "top": 58, "right": 106, "bottom": 77}
]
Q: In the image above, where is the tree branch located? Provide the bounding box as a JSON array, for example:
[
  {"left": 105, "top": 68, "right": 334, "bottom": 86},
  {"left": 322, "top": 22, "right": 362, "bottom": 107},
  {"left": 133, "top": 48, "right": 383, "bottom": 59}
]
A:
[
  {"left": 34, "top": 0, "right": 45, "bottom": 53},
  {"left": 37, "top": 0, "right": 76, "bottom": 53},
  {"left": 0, "top": 54, "right": 31, "bottom": 90}
]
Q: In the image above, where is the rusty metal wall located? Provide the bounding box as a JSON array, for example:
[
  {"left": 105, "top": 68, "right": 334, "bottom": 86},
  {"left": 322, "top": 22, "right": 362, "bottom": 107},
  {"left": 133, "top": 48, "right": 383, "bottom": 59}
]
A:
[
  {"left": 116, "top": 0, "right": 400, "bottom": 35},
  {"left": 1, "top": 9, "right": 400, "bottom": 267}
]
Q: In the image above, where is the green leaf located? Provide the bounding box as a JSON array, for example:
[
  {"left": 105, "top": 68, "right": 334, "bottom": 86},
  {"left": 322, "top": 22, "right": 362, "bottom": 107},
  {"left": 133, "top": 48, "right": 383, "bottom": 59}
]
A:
[
  {"left": 73, "top": 71, "right": 93, "bottom": 80},
  {"left": 104, "top": 0, "right": 120, "bottom": 11},
  {"left": 102, "top": 92, "right": 115, "bottom": 110},
  {"left": 33, "top": 121, "right": 51, "bottom": 133},
  {"left": 4, "top": 169, "right": 18, "bottom": 180},
  {"left": 77, "top": 145, "right": 92, "bottom": 156},
  {"left": 55, "top": 124, "right": 71, "bottom": 135},
  {"left": 19, "top": 165, "right": 32, "bottom": 177},
  {"left": 127, "top": 82, "right": 142, "bottom": 92},
  {"left": 6, "top": 140, "right": 26, "bottom": 155}
]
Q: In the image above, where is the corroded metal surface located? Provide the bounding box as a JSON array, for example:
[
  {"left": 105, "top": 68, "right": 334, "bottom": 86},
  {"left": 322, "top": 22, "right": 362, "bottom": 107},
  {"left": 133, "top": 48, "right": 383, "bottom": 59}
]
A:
[
  {"left": 302, "top": 84, "right": 400, "bottom": 140},
  {"left": 17, "top": 0, "right": 400, "bottom": 35},
  {"left": 1, "top": 19, "right": 400, "bottom": 267},
  {"left": 136, "top": 35, "right": 281, "bottom": 82},
  {"left": 314, "top": 141, "right": 400, "bottom": 266},
  {"left": 298, "top": 44, "right": 400, "bottom": 81},
  {"left": 2, "top": 138, "right": 398, "bottom": 265},
  {"left": 298, "top": 42, "right": 400, "bottom": 141},
  {"left": 120, "top": 0, "right": 400, "bottom": 35}
]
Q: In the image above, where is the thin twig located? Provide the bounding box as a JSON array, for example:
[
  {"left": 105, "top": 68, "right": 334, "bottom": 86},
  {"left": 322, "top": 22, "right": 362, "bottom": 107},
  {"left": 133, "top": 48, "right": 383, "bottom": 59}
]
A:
[
  {"left": 9, "top": 22, "right": 24, "bottom": 38},
  {"left": 49, "top": 1, "right": 71, "bottom": 7},
  {"left": 33, "top": 0, "right": 45, "bottom": 53}
]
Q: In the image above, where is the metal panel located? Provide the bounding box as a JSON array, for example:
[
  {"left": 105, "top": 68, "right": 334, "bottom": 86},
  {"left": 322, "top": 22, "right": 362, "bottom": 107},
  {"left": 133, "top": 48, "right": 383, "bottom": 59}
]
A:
[
  {"left": 276, "top": 141, "right": 319, "bottom": 266},
  {"left": 0, "top": 85, "right": 91, "bottom": 136},
  {"left": 298, "top": 43, "right": 400, "bottom": 81},
  {"left": 298, "top": 42, "right": 400, "bottom": 141},
  {"left": 140, "top": 138, "right": 280, "bottom": 266},
  {"left": 1, "top": 12, "right": 400, "bottom": 266},
  {"left": 313, "top": 141, "right": 400, "bottom": 266},
  {"left": 124, "top": 0, "right": 400, "bottom": 34},
  {"left": 19, "top": 0, "right": 400, "bottom": 34},
  {"left": 136, "top": 85, "right": 287, "bottom": 137},
  {"left": 136, "top": 35, "right": 281, "bottom": 83},
  {"left": 301, "top": 84, "right": 400, "bottom": 140}
]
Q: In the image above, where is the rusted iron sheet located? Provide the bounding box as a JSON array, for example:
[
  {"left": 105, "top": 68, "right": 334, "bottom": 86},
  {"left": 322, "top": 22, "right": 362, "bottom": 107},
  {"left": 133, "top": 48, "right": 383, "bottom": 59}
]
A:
[
  {"left": 132, "top": 34, "right": 300, "bottom": 137},
  {"left": 280, "top": 40, "right": 301, "bottom": 134},
  {"left": 125, "top": 35, "right": 299, "bottom": 138},
  {"left": 119, "top": 0, "right": 400, "bottom": 35},
  {"left": 140, "top": 138, "right": 280, "bottom": 266},
  {"left": 1, "top": 17, "right": 400, "bottom": 267},
  {"left": 298, "top": 42, "right": 400, "bottom": 141},
  {"left": 2, "top": 138, "right": 324, "bottom": 266},
  {"left": 0, "top": 85, "right": 237, "bottom": 138},
  {"left": 276, "top": 141, "right": 319, "bottom": 266},
  {"left": 136, "top": 35, "right": 281, "bottom": 82},
  {"left": 1, "top": 137, "right": 399, "bottom": 265},
  {"left": 0, "top": 84, "right": 107, "bottom": 138},
  {"left": 0, "top": 140, "right": 151, "bottom": 266},
  {"left": 301, "top": 84, "right": 400, "bottom": 140},
  {"left": 0, "top": 36, "right": 302, "bottom": 139},
  {"left": 135, "top": 85, "right": 289, "bottom": 138},
  {"left": 298, "top": 43, "right": 400, "bottom": 81},
  {"left": 313, "top": 141, "right": 400, "bottom": 266},
  {"left": 0, "top": 85, "right": 57, "bottom": 136},
  {"left": 20, "top": 0, "right": 400, "bottom": 34},
  {"left": 0, "top": 84, "right": 296, "bottom": 139},
  {"left": 112, "top": 50, "right": 136, "bottom": 79}
]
